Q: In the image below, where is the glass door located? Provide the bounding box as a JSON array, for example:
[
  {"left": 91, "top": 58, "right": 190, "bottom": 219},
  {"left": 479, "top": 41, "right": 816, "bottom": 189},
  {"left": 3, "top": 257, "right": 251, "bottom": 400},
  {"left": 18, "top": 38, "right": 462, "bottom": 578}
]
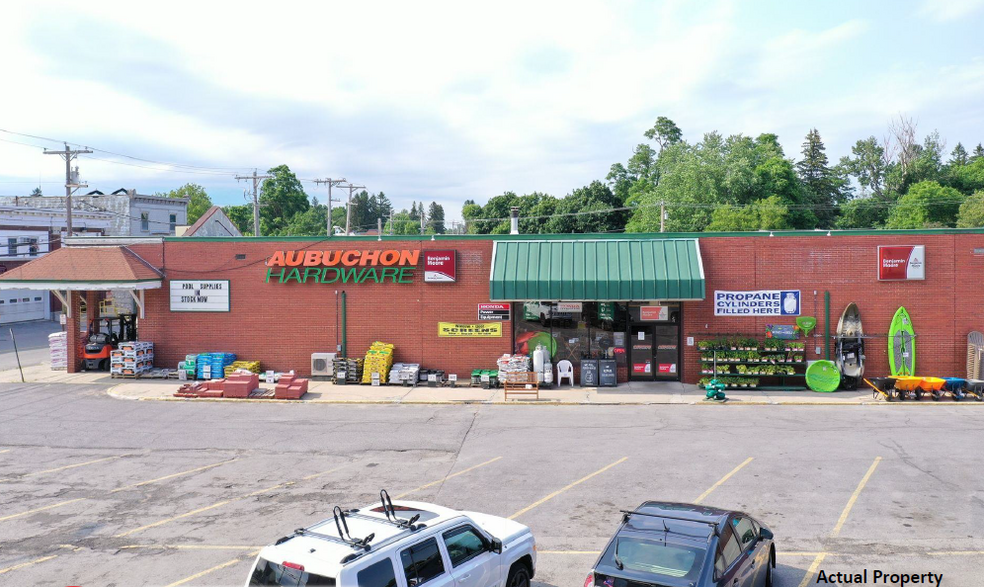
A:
[
  {"left": 630, "top": 326, "right": 654, "bottom": 380},
  {"left": 652, "top": 323, "right": 680, "bottom": 381}
]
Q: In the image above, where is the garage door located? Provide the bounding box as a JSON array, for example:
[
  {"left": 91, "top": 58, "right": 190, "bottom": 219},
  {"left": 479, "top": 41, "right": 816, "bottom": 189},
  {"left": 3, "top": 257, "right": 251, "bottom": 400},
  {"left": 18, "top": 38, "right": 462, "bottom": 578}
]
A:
[{"left": 0, "top": 289, "right": 47, "bottom": 324}]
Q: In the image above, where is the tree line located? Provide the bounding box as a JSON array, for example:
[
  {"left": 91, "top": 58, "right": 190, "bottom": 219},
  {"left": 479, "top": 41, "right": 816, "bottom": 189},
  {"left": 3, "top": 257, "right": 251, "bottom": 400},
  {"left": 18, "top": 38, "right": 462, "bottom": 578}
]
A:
[
  {"left": 159, "top": 165, "right": 447, "bottom": 236},
  {"left": 462, "top": 115, "right": 984, "bottom": 233}
]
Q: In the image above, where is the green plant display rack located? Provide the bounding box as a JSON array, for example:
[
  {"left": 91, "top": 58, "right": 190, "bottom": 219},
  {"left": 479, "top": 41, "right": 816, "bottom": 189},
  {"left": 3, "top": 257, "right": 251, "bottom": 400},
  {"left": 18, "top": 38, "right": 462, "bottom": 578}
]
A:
[{"left": 696, "top": 336, "right": 808, "bottom": 391}]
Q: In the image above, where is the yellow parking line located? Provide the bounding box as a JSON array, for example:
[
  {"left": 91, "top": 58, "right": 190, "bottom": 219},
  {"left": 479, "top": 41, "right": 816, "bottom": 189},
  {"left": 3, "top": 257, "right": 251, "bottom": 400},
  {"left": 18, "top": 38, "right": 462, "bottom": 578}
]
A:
[
  {"left": 798, "top": 457, "right": 881, "bottom": 587},
  {"left": 831, "top": 457, "right": 881, "bottom": 537},
  {"left": 115, "top": 463, "right": 349, "bottom": 538},
  {"left": 509, "top": 457, "right": 628, "bottom": 520},
  {"left": 537, "top": 550, "right": 601, "bottom": 555},
  {"left": 0, "top": 458, "right": 238, "bottom": 523},
  {"left": 163, "top": 550, "right": 259, "bottom": 587},
  {"left": 0, "top": 454, "right": 129, "bottom": 483},
  {"left": 0, "top": 555, "right": 58, "bottom": 576},
  {"left": 694, "top": 457, "right": 753, "bottom": 504},
  {"left": 110, "top": 458, "right": 238, "bottom": 492},
  {"left": 0, "top": 449, "right": 10, "bottom": 454},
  {"left": 395, "top": 457, "right": 503, "bottom": 498}
]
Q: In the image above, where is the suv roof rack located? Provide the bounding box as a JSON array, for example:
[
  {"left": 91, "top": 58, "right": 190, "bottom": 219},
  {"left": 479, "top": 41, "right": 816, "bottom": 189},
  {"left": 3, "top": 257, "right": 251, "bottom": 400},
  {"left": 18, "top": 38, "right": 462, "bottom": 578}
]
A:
[
  {"left": 292, "top": 506, "right": 376, "bottom": 551},
  {"left": 620, "top": 509, "right": 720, "bottom": 536}
]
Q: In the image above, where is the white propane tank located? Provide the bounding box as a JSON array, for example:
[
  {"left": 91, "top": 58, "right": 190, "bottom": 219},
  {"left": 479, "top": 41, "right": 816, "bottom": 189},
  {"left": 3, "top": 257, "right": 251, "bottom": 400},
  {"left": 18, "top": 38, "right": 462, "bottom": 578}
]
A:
[{"left": 532, "top": 345, "right": 546, "bottom": 374}]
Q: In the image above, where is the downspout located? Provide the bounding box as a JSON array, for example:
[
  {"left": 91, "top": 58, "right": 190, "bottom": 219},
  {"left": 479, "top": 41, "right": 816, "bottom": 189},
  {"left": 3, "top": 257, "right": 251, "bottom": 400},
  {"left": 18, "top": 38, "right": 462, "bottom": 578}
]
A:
[
  {"left": 824, "top": 290, "right": 830, "bottom": 360},
  {"left": 341, "top": 291, "right": 347, "bottom": 358}
]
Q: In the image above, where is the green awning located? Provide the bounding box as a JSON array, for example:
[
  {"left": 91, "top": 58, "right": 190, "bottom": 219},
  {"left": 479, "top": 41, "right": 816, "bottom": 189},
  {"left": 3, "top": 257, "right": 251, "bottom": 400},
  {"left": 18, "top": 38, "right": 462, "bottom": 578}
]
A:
[{"left": 489, "top": 239, "right": 705, "bottom": 301}]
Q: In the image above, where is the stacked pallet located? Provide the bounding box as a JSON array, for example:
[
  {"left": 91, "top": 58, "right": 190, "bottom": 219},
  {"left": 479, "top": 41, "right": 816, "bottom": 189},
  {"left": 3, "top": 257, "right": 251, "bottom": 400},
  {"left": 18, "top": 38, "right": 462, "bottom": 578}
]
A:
[
  {"left": 178, "top": 354, "right": 197, "bottom": 379},
  {"left": 224, "top": 360, "right": 261, "bottom": 376},
  {"left": 497, "top": 354, "right": 531, "bottom": 382},
  {"left": 48, "top": 331, "right": 67, "bottom": 370},
  {"left": 389, "top": 363, "right": 420, "bottom": 385},
  {"left": 111, "top": 341, "right": 154, "bottom": 376},
  {"left": 195, "top": 353, "right": 236, "bottom": 380},
  {"left": 333, "top": 357, "right": 363, "bottom": 384},
  {"left": 362, "top": 342, "right": 395, "bottom": 384}
]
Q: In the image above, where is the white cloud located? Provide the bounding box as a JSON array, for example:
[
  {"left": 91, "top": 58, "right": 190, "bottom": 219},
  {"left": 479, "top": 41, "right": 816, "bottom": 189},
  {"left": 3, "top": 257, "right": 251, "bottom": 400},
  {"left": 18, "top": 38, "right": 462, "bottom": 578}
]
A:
[{"left": 919, "top": 0, "right": 984, "bottom": 21}]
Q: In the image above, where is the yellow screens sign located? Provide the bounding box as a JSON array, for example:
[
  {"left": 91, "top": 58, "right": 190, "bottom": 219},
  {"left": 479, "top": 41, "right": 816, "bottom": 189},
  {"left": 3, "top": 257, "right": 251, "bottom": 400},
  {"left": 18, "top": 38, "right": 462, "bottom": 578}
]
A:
[{"left": 438, "top": 322, "right": 503, "bottom": 337}]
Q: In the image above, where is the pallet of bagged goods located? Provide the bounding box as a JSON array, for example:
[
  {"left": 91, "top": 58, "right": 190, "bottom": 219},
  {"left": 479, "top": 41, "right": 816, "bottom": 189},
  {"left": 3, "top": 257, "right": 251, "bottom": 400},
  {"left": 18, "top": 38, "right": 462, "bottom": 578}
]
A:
[
  {"left": 48, "top": 331, "right": 68, "bottom": 370},
  {"left": 332, "top": 357, "right": 363, "bottom": 384},
  {"left": 362, "top": 341, "right": 395, "bottom": 384}
]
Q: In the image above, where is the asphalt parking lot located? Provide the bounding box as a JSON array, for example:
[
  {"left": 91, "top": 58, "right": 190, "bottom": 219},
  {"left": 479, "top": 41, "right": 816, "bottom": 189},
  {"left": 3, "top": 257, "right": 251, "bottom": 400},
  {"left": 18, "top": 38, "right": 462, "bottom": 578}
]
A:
[{"left": 1, "top": 382, "right": 982, "bottom": 586}]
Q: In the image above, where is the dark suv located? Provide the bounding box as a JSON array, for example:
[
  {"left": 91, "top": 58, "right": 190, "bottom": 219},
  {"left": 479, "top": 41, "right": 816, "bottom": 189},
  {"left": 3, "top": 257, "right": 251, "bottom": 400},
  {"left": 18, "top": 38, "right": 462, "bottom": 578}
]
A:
[{"left": 585, "top": 502, "right": 775, "bottom": 587}]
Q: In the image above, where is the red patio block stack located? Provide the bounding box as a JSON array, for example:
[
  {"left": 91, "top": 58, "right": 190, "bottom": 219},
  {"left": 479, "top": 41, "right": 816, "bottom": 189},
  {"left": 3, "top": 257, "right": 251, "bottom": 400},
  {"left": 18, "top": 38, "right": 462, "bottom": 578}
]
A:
[
  {"left": 223, "top": 372, "right": 259, "bottom": 398},
  {"left": 275, "top": 374, "right": 309, "bottom": 400}
]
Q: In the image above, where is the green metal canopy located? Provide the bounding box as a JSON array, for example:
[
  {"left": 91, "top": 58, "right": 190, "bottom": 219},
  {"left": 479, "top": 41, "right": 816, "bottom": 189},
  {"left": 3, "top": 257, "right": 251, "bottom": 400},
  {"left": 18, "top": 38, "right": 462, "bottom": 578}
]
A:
[{"left": 489, "top": 239, "right": 705, "bottom": 301}]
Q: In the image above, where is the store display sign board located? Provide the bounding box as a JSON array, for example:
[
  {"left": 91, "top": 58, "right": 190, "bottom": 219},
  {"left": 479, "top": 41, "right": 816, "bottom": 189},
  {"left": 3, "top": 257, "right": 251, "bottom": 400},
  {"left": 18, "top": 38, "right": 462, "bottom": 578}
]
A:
[
  {"left": 639, "top": 305, "right": 669, "bottom": 321},
  {"left": 170, "top": 280, "right": 230, "bottom": 312},
  {"left": 878, "top": 245, "right": 925, "bottom": 280},
  {"left": 478, "top": 303, "right": 511, "bottom": 321},
  {"left": 438, "top": 322, "right": 502, "bottom": 337},
  {"left": 424, "top": 250, "right": 456, "bottom": 282},
  {"left": 598, "top": 302, "right": 614, "bottom": 320},
  {"left": 714, "top": 290, "right": 800, "bottom": 316},
  {"left": 556, "top": 302, "right": 583, "bottom": 313},
  {"left": 767, "top": 324, "right": 798, "bottom": 340}
]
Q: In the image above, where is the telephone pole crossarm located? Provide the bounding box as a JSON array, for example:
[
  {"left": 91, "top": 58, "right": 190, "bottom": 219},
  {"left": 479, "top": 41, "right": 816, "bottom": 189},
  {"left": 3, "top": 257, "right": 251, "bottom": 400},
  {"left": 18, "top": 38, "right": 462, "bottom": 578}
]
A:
[
  {"left": 235, "top": 169, "right": 272, "bottom": 237},
  {"left": 44, "top": 143, "right": 93, "bottom": 237}
]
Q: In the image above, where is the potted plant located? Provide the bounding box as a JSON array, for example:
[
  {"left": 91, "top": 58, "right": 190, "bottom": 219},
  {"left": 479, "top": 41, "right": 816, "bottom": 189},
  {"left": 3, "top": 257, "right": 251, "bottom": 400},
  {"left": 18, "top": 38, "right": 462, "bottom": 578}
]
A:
[{"left": 749, "top": 378, "right": 759, "bottom": 389}]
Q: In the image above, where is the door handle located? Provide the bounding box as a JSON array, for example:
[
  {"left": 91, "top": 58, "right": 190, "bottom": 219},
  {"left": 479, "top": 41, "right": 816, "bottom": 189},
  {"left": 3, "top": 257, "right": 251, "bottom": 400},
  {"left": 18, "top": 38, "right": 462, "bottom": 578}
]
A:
[{"left": 460, "top": 574, "right": 472, "bottom": 581}]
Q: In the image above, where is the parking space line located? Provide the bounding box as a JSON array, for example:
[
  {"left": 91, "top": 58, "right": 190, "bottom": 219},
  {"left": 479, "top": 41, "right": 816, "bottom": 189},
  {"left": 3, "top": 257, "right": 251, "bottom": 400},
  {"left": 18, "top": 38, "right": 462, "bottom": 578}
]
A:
[
  {"left": 0, "top": 449, "right": 10, "bottom": 454},
  {"left": 537, "top": 550, "right": 601, "bottom": 555},
  {"left": 797, "top": 456, "right": 881, "bottom": 587},
  {"left": 121, "top": 544, "right": 265, "bottom": 551},
  {"left": 114, "top": 463, "right": 350, "bottom": 538},
  {"left": 0, "top": 454, "right": 131, "bottom": 483},
  {"left": 162, "top": 550, "right": 259, "bottom": 587},
  {"left": 693, "top": 457, "right": 753, "bottom": 504},
  {"left": 0, "top": 458, "right": 238, "bottom": 523},
  {"left": 395, "top": 456, "right": 503, "bottom": 498},
  {"left": 0, "top": 555, "right": 58, "bottom": 576},
  {"left": 508, "top": 457, "right": 628, "bottom": 520}
]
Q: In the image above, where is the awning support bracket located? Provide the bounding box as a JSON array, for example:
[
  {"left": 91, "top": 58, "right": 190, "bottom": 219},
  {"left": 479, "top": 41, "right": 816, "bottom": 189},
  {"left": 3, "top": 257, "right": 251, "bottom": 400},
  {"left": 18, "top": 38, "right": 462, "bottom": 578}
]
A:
[
  {"left": 128, "top": 289, "right": 145, "bottom": 319},
  {"left": 51, "top": 290, "right": 71, "bottom": 318}
]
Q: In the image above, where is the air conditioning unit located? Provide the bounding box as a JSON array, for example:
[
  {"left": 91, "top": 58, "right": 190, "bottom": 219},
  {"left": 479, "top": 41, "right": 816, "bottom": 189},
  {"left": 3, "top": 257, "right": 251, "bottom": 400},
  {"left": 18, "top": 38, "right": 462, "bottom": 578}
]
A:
[{"left": 311, "top": 353, "right": 336, "bottom": 377}]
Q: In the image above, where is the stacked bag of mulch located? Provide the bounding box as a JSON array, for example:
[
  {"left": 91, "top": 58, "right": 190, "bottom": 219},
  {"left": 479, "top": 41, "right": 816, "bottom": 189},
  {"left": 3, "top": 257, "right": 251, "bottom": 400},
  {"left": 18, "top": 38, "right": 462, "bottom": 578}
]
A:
[{"left": 362, "top": 341, "right": 395, "bottom": 384}]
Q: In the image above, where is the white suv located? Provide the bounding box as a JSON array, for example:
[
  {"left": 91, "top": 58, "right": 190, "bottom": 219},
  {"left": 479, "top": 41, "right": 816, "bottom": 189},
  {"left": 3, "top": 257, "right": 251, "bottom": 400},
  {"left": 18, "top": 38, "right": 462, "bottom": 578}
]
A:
[{"left": 246, "top": 491, "right": 537, "bottom": 587}]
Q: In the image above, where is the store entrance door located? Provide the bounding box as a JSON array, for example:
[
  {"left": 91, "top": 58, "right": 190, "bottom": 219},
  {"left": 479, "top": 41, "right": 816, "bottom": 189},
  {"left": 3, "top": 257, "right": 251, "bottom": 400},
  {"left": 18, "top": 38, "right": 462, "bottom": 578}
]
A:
[{"left": 630, "top": 326, "right": 654, "bottom": 380}]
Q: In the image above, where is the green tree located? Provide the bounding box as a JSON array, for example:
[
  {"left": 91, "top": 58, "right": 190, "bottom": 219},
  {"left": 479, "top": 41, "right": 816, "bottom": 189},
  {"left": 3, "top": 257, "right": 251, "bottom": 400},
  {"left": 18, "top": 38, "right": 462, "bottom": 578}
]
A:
[
  {"left": 546, "top": 181, "right": 625, "bottom": 233},
  {"left": 158, "top": 183, "right": 212, "bottom": 224},
  {"left": 947, "top": 159, "right": 984, "bottom": 195},
  {"left": 389, "top": 209, "right": 420, "bottom": 235},
  {"left": 259, "top": 165, "right": 309, "bottom": 235},
  {"left": 796, "top": 128, "right": 838, "bottom": 228},
  {"left": 706, "top": 196, "right": 790, "bottom": 231},
  {"left": 835, "top": 197, "right": 888, "bottom": 229},
  {"left": 605, "top": 163, "right": 634, "bottom": 203},
  {"left": 427, "top": 202, "right": 445, "bottom": 233},
  {"left": 885, "top": 181, "right": 964, "bottom": 228},
  {"left": 842, "top": 137, "right": 888, "bottom": 199},
  {"left": 283, "top": 205, "right": 328, "bottom": 236},
  {"left": 643, "top": 116, "right": 683, "bottom": 151},
  {"left": 956, "top": 191, "right": 984, "bottom": 228},
  {"left": 29, "top": 187, "right": 42, "bottom": 197},
  {"left": 972, "top": 144, "right": 984, "bottom": 162},
  {"left": 950, "top": 143, "right": 969, "bottom": 166},
  {"left": 222, "top": 204, "right": 254, "bottom": 235}
]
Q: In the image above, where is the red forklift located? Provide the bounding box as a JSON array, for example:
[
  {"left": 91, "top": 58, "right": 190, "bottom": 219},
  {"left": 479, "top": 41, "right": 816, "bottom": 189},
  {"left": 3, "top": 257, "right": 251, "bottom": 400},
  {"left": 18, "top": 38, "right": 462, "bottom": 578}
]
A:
[{"left": 82, "top": 314, "right": 137, "bottom": 371}]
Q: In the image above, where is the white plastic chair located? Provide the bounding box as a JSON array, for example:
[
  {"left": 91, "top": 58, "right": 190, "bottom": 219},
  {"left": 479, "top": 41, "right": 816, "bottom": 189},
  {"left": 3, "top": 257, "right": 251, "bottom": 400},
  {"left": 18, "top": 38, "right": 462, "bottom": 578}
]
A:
[{"left": 556, "top": 360, "right": 575, "bottom": 386}]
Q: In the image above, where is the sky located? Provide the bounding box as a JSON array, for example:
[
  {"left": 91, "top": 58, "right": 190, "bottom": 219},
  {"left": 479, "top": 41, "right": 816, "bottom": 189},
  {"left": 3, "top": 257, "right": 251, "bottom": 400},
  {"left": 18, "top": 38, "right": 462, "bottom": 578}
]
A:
[{"left": 1, "top": 0, "right": 983, "bottom": 225}]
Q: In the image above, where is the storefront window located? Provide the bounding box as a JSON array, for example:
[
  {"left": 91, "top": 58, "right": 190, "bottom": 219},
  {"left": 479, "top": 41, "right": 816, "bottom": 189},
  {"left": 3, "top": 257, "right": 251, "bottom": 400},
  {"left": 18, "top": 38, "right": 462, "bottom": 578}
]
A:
[{"left": 514, "top": 302, "right": 629, "bottom": 369}]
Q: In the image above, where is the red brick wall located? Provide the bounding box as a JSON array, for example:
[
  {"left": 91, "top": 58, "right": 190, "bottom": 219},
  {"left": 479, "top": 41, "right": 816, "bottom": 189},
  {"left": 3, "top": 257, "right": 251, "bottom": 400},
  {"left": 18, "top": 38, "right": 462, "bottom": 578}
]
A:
[
  {"left": 682, "top": 233, "right": 984, "bottom": 383},
  {"left": 129, "top": 240, "right": 512, "bottom": 378}
]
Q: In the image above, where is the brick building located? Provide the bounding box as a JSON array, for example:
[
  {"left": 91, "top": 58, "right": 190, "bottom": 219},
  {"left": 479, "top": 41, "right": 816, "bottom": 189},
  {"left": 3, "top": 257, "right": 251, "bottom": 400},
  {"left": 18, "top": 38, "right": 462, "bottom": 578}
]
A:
[{"left": 0, "top": 229, "right": 980, "bottom": 388}]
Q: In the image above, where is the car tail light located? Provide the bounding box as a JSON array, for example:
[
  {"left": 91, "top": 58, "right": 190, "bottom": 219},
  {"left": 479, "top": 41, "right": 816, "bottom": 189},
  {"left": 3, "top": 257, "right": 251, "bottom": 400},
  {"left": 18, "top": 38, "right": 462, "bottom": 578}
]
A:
[
  {"left": 283, "top": 561, "right": 305, "bottom": 571},
  {"left": 583, "top": 572, "right": 595, "bottom": 587}
]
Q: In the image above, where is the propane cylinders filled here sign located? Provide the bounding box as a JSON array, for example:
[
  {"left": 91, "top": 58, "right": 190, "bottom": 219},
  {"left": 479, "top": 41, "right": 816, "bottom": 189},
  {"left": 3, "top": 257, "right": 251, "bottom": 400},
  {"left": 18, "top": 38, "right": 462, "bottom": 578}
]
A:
[{"left": 714, "top": 290, "right": 801, "bottom": 316}]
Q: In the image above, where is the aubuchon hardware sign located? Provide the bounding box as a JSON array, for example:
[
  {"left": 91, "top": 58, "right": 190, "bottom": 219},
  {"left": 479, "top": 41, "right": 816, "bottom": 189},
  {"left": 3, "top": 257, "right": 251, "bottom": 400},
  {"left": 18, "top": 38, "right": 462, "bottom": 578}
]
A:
[{"left": 714, "top": 290, "right": 801, "bottom": 316}]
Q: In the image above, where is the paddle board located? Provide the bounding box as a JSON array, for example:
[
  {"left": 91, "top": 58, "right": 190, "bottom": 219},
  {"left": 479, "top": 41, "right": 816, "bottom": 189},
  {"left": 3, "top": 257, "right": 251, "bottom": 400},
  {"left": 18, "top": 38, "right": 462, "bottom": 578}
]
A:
[
  {"left": 835, "top": 303, "right": 864, "bottom": 389},
  {"left": 889, "top": 307, "right": 915, "bottom": 376},
  {"left": 967, "top": 331, "right": 984, "bottom": 380},
  {"left": 806, "top": 360, "right": 840, "bottom": 392}
]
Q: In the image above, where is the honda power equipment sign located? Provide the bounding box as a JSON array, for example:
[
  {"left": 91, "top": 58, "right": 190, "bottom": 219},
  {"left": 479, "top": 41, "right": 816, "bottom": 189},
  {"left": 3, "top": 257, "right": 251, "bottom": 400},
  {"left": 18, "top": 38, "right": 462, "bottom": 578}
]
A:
[
  {"left": 714, "top": 290, "right": 801, "bottom": 316},
  {"left": 424, "top": 250, "right": 456, "bottom": 282},
  {"left": 478, "top": 303, "right": 510, "bottom": 321},
  {"left": 878, "top": 245, "right": 925, "bottom": 280}
]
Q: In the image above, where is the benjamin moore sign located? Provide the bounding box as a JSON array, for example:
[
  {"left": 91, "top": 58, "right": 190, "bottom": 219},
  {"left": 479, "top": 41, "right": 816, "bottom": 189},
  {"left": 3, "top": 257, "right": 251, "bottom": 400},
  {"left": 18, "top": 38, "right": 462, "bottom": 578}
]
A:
[
  {"left": 878, "top": 245, "right": 925, "bottom": 280},
  {"left": 170, "top": 280, "right": 230, "bottom": 312},
  {"left": 714, "top": 290, "right": 801, "bottom": 316},
  {"left": 265, "top": 249, "right": 420, "bottom": 284}
]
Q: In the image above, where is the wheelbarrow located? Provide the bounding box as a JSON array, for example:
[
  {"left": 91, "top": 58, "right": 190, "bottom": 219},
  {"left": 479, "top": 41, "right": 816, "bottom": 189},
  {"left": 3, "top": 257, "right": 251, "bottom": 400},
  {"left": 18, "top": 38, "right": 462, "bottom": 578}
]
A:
[
  {"left": 965, "top": 379, "right": 984, "bottom": 401},
  {"left": 916, "top": 377, "right": 946, "bottom": 401},
  {"left": 863, "top": 377, "right": 897, "bottom": 401},
  {"left": 941, "top": 377, "right": 968, "bottom": 401},
  {"left": 892, "top": 376, "right": 923, "bottom": 400}
]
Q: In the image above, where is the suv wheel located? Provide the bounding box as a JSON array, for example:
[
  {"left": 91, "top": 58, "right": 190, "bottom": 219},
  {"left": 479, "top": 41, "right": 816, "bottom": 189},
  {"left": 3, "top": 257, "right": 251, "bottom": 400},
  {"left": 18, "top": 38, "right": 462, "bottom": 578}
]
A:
[
  {"left": 507, "top": 564, "right": 530, "bottom": 587},
  {"left": 765, "top": 548, "right": 775, "bottom": 587}
]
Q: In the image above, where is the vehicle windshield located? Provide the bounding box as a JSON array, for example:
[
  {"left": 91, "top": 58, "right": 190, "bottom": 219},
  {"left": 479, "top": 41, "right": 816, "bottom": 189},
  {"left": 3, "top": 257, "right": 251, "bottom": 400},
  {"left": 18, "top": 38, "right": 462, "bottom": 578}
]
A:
[
  {"left": 601, "top": 537, "right": 705, "bottom": 582},
  {"left": 249, "top": 558, "right": 336, "bottom": 586}
]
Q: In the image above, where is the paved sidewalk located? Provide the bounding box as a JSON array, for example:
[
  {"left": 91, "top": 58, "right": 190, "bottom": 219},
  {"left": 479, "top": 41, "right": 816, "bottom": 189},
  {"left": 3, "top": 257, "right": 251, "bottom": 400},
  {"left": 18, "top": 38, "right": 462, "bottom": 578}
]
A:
[{"left": 6, "top": 363, "right": 975, "bottom": 405}]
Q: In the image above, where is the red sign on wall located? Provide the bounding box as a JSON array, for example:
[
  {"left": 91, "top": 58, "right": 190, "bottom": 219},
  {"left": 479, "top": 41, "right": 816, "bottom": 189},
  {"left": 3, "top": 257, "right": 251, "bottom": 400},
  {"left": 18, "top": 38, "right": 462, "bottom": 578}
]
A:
[
  {"left": 478, "top": 303, "right": 510, "bottom": 321},
  {"left": 878, "top": 245, "right": 925, "bottom": 280},
  {"left": 424, "top": 250, "right": 456, "bottom": 282},
  {"left": 639, "top": 305, "right": 669, "bottom": 321}
]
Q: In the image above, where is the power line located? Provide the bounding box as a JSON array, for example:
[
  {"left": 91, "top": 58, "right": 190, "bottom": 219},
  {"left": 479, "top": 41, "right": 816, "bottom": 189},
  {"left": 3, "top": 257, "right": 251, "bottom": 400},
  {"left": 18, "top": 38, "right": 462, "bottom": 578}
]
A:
[
  {"left": 312, "top": 177, "right": 347, "bottom": 236},
  {"left": 235, "top": 170, "right": 272, "bottom": 237}
]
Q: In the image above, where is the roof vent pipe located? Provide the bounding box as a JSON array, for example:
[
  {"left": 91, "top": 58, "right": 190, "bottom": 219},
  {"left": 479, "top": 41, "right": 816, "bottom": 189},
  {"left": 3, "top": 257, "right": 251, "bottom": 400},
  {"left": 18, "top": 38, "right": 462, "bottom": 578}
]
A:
[{"left": 510, "top": 207, "right": 519, "bottom": 235}]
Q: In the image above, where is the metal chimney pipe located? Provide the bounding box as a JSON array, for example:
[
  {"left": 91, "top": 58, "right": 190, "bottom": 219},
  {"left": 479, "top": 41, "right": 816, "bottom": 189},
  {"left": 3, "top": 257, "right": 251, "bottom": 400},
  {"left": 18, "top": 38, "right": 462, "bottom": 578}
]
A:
[{"left": 510, "top": 207, "right": 519, "bottom": 235}]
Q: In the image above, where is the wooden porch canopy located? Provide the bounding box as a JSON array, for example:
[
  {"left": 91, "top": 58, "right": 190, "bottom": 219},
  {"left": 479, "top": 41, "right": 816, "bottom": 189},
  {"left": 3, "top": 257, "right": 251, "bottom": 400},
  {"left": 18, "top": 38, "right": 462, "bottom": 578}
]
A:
[{"left": 0, "top": 246, "right": 162, "bottom": 318}]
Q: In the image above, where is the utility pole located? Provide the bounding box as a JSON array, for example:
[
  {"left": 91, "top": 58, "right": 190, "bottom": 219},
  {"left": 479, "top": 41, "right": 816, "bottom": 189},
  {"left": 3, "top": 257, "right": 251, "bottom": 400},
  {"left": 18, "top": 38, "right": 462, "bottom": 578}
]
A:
[
  {"left": 235, "top": 169, "right": 272, "bottom": 236},
  {"left": 312, "top": 177, "right": 346, "bottom": 236},
  {"left": 660, "top": 200, "right": 666, "bottom": 233},
  {"left": 44, "top": 143, "right": 92, "bottom": 236},
  {"left": 342, "top": 184, "right": 365, "bottom": 235}
]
